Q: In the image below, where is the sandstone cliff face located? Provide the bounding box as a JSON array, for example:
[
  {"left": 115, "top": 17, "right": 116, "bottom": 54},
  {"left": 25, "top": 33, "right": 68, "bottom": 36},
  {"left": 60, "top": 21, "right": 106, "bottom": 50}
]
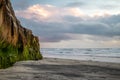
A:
[{"left": 0, "top": 0, "right": 42, "bottom": 68}]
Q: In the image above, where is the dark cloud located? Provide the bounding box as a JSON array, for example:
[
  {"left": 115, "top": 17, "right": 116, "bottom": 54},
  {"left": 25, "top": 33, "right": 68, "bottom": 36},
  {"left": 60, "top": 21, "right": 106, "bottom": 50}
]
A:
[
  {"left": 65, "top": 2, "right": 85, "bottom": 7},
  {"left": 40, "top": 34, "right": 71, "bottom": 42},
  {"left": 11, "top": 0, "right": 30, "bottom": 10},
  {"left": 17, "top": 14, "right": 120, "bottom": 42},
  {"left": 113, "top": 24, "right": 120, "bottom": 35},
  {"left": 63, "top": 16, "right": 83, "bottom": 22},
  {"left": 18, "top": 18, "right": 71, "bottom": 42},
  {"left": 69, "top": 22, "right": 110, "bottom": 36},
  {"left": 99, "top": 15, "right": 120, "bottom": 25}
]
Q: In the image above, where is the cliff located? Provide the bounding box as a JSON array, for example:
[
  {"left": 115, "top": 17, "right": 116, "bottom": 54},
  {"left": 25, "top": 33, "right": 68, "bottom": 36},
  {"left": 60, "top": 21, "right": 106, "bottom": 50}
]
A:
[{"left": 0, "top": 0, "right": 42, "bottom": 68}]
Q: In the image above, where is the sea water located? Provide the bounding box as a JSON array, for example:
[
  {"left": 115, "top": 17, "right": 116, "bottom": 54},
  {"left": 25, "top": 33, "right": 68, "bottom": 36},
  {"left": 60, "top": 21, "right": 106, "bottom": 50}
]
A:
[{"left": 41, "top": 48, "right": 120, "bottom": 63}]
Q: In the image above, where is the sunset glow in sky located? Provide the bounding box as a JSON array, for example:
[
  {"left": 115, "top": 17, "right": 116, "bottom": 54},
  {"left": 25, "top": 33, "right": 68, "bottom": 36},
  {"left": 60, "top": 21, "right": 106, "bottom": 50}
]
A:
[{"left": 11, "top": 0, "right": 120, "bottom": 48}]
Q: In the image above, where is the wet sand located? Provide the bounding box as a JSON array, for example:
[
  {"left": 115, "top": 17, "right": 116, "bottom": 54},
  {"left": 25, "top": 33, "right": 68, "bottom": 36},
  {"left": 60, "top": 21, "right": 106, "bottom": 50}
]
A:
[{"left": 0, "top": 58, "right": 120, "bottom": 80}]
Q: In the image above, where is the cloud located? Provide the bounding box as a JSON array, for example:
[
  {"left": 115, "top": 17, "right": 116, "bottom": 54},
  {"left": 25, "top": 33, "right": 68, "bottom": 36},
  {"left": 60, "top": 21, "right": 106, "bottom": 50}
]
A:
[
  {"left": 67, "top": 8, "right": 85, "bottom": 17},
  {"left": 99, "top": 15, "right": 120, "bottom": 24},
  {"left": 16, "top": 4, "right": 91, "bottom": 22},
  {"left": 65, "top": 2, "right": 85, "bottom": 7},
  {"left": 16, "top": 4, "right": 53, "bottom": 20},
  {"left": 69, "top": 22, "right": 111, "bottom": 36},
  {"left": 18, "top": 16, "right": 120, "bottom": 43},
  {"left": 15, "top": 4, "right": 120, "bottom": 23},
  {"left": 15, "top": 4, "right": 120, "bottom": 43},
  {"left": 100, "top": 5, "right": 120, "bottom": 10},
  {"left": 98, "top": 0, "right": 120, "bottom": 10},
  {"left": 11, "top": 0, "right": 30, "bottom": 10},
  {"left": 18, "top": 18, "right": 71, "bottom": 42},
  {"left": 40, "top": 34, "right": 71, "bottom": 42}
]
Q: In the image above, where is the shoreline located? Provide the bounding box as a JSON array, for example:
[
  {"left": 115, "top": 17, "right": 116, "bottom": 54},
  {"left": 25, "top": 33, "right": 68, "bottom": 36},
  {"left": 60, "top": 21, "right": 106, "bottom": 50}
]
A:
[
  {"left": 0, "top": 57, "right": 120, "bottom": 80},
  {"left": 43, "top": 57, "right": 120, "bottom": 69},
  {"left": 43, "top": 54, "right": 120, "bottom": 63}
]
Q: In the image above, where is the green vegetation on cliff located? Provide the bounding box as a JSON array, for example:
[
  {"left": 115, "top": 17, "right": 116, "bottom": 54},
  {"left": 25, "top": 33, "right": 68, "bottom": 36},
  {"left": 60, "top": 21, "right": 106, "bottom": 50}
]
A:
[{"left": 0, "top": 0, "right": 42, "bottom": 69}]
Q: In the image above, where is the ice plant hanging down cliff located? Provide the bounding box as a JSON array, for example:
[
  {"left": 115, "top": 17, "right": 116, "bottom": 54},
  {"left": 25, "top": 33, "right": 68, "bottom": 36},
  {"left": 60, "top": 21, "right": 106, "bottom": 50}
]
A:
[{"left": 0, "top": 0, "right": 42, "bottom": 68}]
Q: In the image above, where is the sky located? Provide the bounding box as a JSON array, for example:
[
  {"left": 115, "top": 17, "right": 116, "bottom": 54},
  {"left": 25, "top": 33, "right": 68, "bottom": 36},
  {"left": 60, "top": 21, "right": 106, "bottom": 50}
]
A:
[{"left": 11, "top": 0, "right": 120, "bottom": 48}]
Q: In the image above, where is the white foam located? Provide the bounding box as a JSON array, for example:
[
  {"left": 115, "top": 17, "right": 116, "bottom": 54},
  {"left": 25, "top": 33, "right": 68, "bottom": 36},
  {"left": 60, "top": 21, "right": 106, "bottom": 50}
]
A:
[{"left": 41, "top": 48, "right": 120, "bottom": 63}]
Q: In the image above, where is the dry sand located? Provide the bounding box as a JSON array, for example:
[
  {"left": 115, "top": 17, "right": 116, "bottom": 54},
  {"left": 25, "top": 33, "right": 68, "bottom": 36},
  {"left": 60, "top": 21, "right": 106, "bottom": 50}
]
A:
[{"left": 0, "top": 58, "right": 120, "bottom": 80}]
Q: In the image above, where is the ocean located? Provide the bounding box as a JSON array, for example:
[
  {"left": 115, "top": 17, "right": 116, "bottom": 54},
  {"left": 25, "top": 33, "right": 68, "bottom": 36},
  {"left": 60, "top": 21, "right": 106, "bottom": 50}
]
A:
[{"left": 41, "top": 48, "right": 120, "bottom": 63}]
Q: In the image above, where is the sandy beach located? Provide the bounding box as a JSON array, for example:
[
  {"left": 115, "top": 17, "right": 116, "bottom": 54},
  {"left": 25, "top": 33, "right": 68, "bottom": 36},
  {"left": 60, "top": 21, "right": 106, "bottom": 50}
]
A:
[{"left": 0, "top": 58, "right": 120, "bottom": 80}]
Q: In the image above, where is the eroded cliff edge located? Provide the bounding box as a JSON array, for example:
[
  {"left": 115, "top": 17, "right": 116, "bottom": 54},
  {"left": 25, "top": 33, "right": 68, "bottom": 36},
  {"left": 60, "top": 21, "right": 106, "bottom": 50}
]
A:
[{"left": 0, "top": 0, "right": 42, "bottom": 68}]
